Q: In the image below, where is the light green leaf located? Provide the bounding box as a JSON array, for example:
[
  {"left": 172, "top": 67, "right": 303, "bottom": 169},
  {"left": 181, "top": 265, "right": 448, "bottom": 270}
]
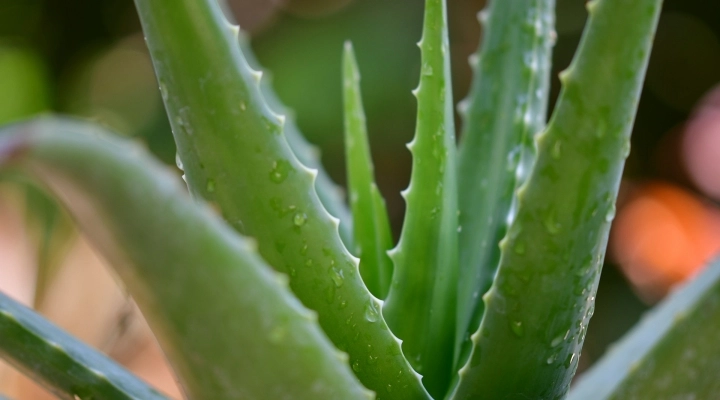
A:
[
  {"left": 568, "top": 258, "right": 720, "bottom": 400},
  {"left": 0, "top": 117, "right": 373, "bottom": 400},
  {"left": 342, "top": 42, "right": 394, "bottom": 299}
]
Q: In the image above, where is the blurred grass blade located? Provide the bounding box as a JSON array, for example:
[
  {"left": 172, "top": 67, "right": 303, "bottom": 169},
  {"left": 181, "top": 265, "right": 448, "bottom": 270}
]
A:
[
  {"left": 0, "top": 117, "right": 373, "bottom": 400},
  {"left": 382, "top": 0, "right": 458, "bottom": 396},
  {"left": 342, "top": 42, "right": 394, "bottom": 299},
  {"left": 455, "top": 0, "right": 555, "bottom": 368},
  {"left": 133, "top": 0, "right": 429, "bottom": 396},
  {"left": 0, "top": 290, "right": 168, "bottom": 400},
  {"left": 451, "top": 0, "right": 662, "bottom": 398},
  {"left": 568, "top": 258, "right": 720, "bottom": 400}
]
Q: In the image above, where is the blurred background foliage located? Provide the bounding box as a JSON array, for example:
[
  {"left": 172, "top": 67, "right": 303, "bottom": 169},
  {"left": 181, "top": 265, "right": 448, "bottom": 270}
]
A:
[{"left": 1, "top": 0, "right": 720, "bottom": 396}]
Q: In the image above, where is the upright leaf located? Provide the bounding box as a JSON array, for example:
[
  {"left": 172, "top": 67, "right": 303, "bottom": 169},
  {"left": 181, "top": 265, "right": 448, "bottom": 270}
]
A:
[
  {"left": 568, "top": 258, "right": 720, "bottom": 400},
  {"left": 133, "top": 0, "right": 428, "bottom": 397},
  {"left": 242, "top": 37, "right": 355, "bottom": 246},
  {"left": 451, "top": 0, "right": 662, "bottom": 398},
  {"left": 0, "top": 290, "right": 168, "bottom": 400},
  {"left": 455, "top": 0, "right": 556, "bottom": 368},
  {"left": 382, "top": 0, "right": 458, "bottom": 396},
  {"left": 0, "top": 118, "right": 373, "bottom": 400},
  {"left": 342, "top": 42, "right": 394, "bottom": 299}
]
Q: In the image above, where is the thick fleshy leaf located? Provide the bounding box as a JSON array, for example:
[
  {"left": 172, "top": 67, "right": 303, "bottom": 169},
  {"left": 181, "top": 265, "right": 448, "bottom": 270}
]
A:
[
  {"left": 342, "top": 42, "right": 394, "bottom": 299},
  {"left": 0, "top": 290, "right": 168, "bottom": 400},
  {"left": 451, "top": 0, "right": 663, "bottom": 398},
  {"left": 381, "top": 0, "right": 458, "bottom": 397},
  {"left": 0, "top": 117, "right": 373, "bottom": 400},
  {"left": 454, "top": 0, "right": 555, "bottom": 369},
  {"left": 133, "top": 0, "right": 427, "bottom": 397},
  {"left": 568, "top": 258, "right": 720, "bottom": 399}
]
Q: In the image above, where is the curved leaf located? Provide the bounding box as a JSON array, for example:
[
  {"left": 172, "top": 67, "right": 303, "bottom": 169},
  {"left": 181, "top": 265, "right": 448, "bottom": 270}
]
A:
[
  {"left": 0, "top": 117, "right": 373, "bottom": 400},
  {"left": 568, "top": 258, "right": 720, "bottom": 400}
]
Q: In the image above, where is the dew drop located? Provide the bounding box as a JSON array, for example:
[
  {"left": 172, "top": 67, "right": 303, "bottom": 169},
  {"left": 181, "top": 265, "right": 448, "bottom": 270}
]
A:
[
  {"left": 240, "top": 101, "right": 247, "bottom": 111},
  {"left": 159, "top": 83, "right": 169, "bottom": 102},
  {"left": 605, "top": 203, "right": 616, "bottom": 222},
  {"left": 368, "top": 355, "right": 378, "bottom": 364},
  {"left": 622, "top": 140, "right": 631, "bottom": 158},
  {"left": 293, "top": 212, "right": 307, "bottom": 227},
  {"left": 352, "top": 360, "right": 361, "bottom": 372},
  {"left": 546, "top": 355, "right": 556, "bottom": 364},
  {"left": 386, "top": 384, "right": 393, "bottom": 393},
  {"left": 551, "top": 140, "right": 562, "bottom": 159},
  {"left": 365, "top": 302, "right": 379, "bottom": 323},
  {"left": 330, "top": 267, "right": 344, "bottom": 287},
  {"left": 175, "top": 153, "right": 184, "bottom": 171},
  {"left": 422, "top": 63, "right": 434, "bottom": 76},
  {"left": 300, "top": 243, "right": 308, "bottom": 256},
  {"left": 510, "top": 320, "right": 524, "bottom": 337},
  {"left": 564, "top": 353, "right": 576, "bottom": 368},
  {"left": 551, "top": 332, "right": 567, "bottom": 347},
  {"left": 206, "top": 179, "right": 216, "bottom": 193},
  {"left": 269, "top": 159, "right": 293, "bottom": 183},
  {"left": 340, "top": 300, "right": 348, "bottom": 309}
]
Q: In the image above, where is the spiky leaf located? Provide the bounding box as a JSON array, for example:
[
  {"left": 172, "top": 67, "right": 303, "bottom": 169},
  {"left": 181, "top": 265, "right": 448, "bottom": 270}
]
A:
[
  {"left": 342, "top": 42, "right": 394, "bottom": 299},
  {"left": 568, "top": 258, "right": 720, "bottom": 400},
  {"left": 382, "top": 0, "right": 458, "bottom": 396},
  {"left": 455, "top": 0, "right": 555, "bottom": 368},
  {"left": 451, "top": 0, "right": 662, "bottom": 398},
  {"left": 133, "top": 0, "right": 427, "bottom": 397},
  {"left": 0, "top": 290, "right": 168, "bottom": 400}
]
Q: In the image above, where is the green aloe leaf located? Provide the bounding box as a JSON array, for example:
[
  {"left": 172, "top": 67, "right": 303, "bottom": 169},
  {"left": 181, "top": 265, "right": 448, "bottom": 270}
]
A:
[
  {"left": 0, "top": 117, "right": 372, "bottom": 400},
  {"left": 451, "top": 0, "right": 663, "bottom": 398},
  {"left": 240, "top": 36, "right": 354, "bottom": 246},
  {"left": 568, "top": 259, "right": 720, "bottom": 400},
  {"left": 342, "top": 42, "right": 394, "bottom": 299},
  {"left": 133, "top": 0, "right": 428, "bottom": 397},
  {"left": 455, "top": 0, "right": 555, "bottom": 368},
  {"left": 0, "top": 290, "right": 168, "bottom": 400},
  {"left": 381, "top": 0, "right": 458, "bottom": 397}
]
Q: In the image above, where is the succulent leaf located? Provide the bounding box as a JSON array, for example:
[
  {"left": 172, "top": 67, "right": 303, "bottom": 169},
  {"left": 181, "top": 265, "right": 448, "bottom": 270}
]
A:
[
  {"left": 0, "top": 117, "right": 373, "bottom": 400},
  {"left": 455, "top": 0, "right": 555, "bottom": 369},
  {"left": 568, "top": 258, "right": 720, "bottom": 400},
  {"left": 0, "top": 290, "right": 168, "bottom": 400},
  {"left": 133, "top": 0, "right": 428, "bottom": 397},
  {"left": 242, "top": 40, "right": 354, "bottom": 246},
  {"left": 451, "top": 0, "right": 663, "bottom": 398},
  {"left": 342, "top": 42, "right": 394, "bottom": 299},
  {"left": 381, "top": 0, "right": 458, "bottom": 397}
]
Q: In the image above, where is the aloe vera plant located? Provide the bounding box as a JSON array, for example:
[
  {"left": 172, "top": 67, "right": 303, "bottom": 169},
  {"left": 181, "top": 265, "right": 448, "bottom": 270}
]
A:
[{"left": 3, "top": 0, "right": 718, "bottom": 399}]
